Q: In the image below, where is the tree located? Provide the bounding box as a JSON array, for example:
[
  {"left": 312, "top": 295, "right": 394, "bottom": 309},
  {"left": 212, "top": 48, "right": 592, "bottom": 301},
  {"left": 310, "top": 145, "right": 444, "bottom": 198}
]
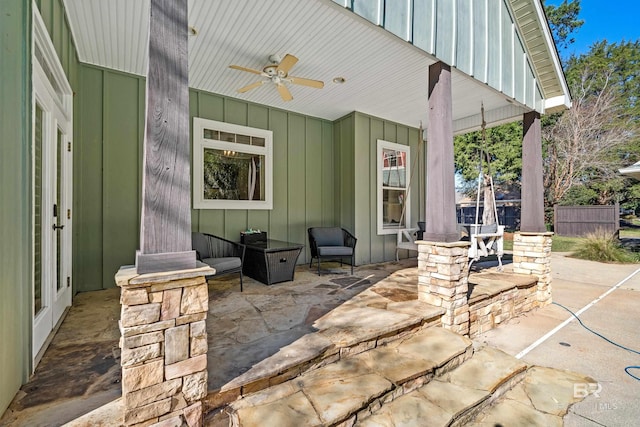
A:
[
  {"left": 545, "top": 41, "right": 640, "bottom": 206},
  {"left": 543, "top": 66, "right": 635, "bottom": 205},
  {"left": 454, "top": 120, "right": 522, "bottom": 225},
  {"left": 544, "top": 0, "right": 584, "bottom": 52}
]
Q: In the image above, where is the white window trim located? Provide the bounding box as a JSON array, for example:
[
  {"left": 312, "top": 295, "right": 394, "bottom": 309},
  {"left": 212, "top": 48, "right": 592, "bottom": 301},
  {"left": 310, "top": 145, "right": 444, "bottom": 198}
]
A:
[
  {"left": 193, "top": 118, "right": 273, "bottom": 210},
  {"left": 377, "top": 139, "right": 411, "bottom": 235}
]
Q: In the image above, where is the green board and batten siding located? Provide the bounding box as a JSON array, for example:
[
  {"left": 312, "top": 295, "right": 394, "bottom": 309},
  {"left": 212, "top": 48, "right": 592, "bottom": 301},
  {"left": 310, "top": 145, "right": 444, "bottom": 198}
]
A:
[
  {"left": 73, "top": 70, "right": 339, "bottom": 291},
  {"left": 0, "top": 0, "right": 32, "bottom": 415},
  {"left": 72, "top": 65, "right": 421, "bottom": 290},
  {"left": 334, "top": 113, "right": 424, "bottom": 266}
]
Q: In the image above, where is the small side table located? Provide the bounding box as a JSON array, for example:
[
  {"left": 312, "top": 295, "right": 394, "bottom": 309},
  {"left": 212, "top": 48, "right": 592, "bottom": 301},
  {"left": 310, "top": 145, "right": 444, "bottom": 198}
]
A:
[{"left": 242, "top": 239, "right": 304, "bottom": 285}]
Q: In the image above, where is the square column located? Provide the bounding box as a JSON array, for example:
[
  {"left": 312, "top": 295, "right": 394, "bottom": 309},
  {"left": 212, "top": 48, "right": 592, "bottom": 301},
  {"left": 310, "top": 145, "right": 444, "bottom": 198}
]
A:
[
  {"left": 417, "top": 240, "right": 471, "bottom": 336},
  {"left": 116, "top": 264, "right": 214, "bottom": 426},
  {"left": 424, "top": 62, "right": 458, "bottom": 242},
  {"left": 521, "top": 111, "right": 546, "bottom": 233},
  {"left": 512, "top": 232, "right": 553, "bottom": 306}
]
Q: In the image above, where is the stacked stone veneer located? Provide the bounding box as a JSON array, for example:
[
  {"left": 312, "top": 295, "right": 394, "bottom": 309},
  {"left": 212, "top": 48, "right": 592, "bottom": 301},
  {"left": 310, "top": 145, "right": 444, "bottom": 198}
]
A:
[
  {"left": 417, "top": 241, "right": 471, "bottom": 336},
  {"left": 511, "top": 232, "right": 554, "bottom": 307},
  {"left": 468, "top": 281, "right": 538, "bottom": 337},
  {"left": 418, "top": 233, "right": 553, "bottom": 338},
  {"left": 115, "top": 265, "right": 214, "bottom": 427}
]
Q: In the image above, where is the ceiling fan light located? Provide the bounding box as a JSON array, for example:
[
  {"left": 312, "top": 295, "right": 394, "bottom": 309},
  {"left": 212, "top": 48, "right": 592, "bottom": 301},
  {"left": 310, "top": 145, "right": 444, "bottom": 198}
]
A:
[{"left": 332, "top": 77, "right": 346, "bottom": 84}]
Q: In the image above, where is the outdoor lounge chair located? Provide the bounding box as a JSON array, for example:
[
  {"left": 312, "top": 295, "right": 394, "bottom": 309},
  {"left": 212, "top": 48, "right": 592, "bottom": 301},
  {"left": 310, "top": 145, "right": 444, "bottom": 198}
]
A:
[
  {"left": 192, "top": 232, "right": 246, "bottom": 291},
  {"left": 308, "top": 227, "right": 357, "bottom": 275}
]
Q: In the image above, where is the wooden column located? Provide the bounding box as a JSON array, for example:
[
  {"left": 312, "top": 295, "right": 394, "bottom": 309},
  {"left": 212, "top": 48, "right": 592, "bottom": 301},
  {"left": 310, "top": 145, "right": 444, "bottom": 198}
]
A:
[
  {"left": 424, "top": 62, "right": 458, "bottom": 242},
  {"left": 521, "top": 111, "right": 546, "bottom": 233},
  {"left": 136, "top": 0, "right": 196, "bottom": 274}
]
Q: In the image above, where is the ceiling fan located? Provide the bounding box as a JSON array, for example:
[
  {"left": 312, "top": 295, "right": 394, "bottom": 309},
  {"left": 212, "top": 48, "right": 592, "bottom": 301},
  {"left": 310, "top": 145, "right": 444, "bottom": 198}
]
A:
[{"left": 229, "top": 54, "right": 324, "bottom": 102}]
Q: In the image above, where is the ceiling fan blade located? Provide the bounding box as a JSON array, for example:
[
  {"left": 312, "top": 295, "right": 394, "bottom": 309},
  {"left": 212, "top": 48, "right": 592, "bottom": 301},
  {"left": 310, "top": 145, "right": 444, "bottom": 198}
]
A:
[
  {"left": 277, "top": 54, "right": 298, "bottom": 74},
  {"left": 238, "top": 80, "right": 265, "bottom": 93},
  {"left": 276, "top": 84, "right": 293, "bottom": 102},
  {"left": 288, "top": 76, "right": 324, "bottom": 89},
  {"left": 229, "top": 64, "right": 264, "bottom": 75}
]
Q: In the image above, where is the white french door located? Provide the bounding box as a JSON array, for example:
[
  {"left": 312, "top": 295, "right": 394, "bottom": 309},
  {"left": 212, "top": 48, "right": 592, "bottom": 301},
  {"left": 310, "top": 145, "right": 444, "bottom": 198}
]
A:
[{"left": 32, "top": 8, "right": 73, "bottom": 363}]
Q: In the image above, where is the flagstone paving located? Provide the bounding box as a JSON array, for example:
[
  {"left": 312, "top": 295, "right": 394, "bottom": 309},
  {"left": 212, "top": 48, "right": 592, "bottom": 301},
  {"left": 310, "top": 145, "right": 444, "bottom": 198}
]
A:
[
  {"left": 226, "top": 328, "right": 595, "bottom": 427},
  {"left": 1, "top": 257, "right": 599, "bottom": 426}
]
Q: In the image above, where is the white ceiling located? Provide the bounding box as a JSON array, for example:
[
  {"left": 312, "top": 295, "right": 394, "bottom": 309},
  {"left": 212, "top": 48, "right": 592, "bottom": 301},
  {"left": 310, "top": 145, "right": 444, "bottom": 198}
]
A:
[{"left": 63, "top": 0, "right": 527, "bottom": 131}]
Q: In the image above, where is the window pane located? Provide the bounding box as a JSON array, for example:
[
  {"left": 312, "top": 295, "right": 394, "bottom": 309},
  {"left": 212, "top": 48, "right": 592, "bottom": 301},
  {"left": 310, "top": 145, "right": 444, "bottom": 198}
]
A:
[
  {"left": 219, "top": 131, "right": 235, "bottom": 143},
  {"left": 382, "top": 189, "right": 406, "bottom": 228},
  {"left": 34, "top": 104, "right": 43, "bottom": 315},
  {"left": 203, "top": 129, "right": 218, "bottom": 140},
  {"left": 203, "top": 148, "right": 265, "bottom": 201},
  {"left": 381, "top": 148, "right": 406, "bottom": 188},
  {"left": 251, "top": 137, "right": 265, "bottom": 147},
  {"left": 236, "top": 134, "right": 251, "bottom": 145}
]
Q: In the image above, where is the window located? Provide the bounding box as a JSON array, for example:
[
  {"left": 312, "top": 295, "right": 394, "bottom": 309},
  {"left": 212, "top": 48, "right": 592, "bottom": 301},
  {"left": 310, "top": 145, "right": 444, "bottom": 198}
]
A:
[
  {"left": 193, "top": 118, "right": 273, "bottom": 209},
  {"left": 377, "top": 140, "right": 410, "bottom": 234}
]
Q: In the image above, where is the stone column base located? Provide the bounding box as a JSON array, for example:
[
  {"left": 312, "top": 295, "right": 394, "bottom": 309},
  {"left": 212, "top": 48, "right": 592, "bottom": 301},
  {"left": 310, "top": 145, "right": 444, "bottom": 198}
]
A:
[
  {"left": 512, "top": 232, "right": 553, "bottom": 307},
  {"left": 116, "top": 263, "right": 214, "bottom": 427},
  {"left": 417, "top": 240, "right": 471, "bottom": 336}
]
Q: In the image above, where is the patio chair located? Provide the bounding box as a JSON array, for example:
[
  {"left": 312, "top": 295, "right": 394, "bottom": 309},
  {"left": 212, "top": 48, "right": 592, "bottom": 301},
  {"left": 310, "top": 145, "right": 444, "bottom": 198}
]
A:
[
  {"left": 192, "top": 232, "right": 246, "bottom": 291},
  {"left": 308, "top": 227, "right": 357, "bottom": 275}
]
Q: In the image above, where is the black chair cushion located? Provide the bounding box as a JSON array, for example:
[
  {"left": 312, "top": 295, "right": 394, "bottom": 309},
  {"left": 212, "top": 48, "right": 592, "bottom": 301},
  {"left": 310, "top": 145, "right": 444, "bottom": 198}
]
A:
[
  {"left": 202, "top": 257, "right": 242, "bottom": 273},
  {"left": 310, "top": 227, "right": 343, "bottom": 246},
  {"left": 317, "top": 246, "right": 353, "bottom": 256}
]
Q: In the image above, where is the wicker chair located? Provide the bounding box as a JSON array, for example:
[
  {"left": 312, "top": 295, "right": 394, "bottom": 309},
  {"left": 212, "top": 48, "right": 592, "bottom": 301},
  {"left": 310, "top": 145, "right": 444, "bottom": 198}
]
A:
[
  {"left": 192, "top": 232, "right": 246, "bottom": 291},
  {"left": 308, "top": 227, "right": 357, "bottom": 275}
]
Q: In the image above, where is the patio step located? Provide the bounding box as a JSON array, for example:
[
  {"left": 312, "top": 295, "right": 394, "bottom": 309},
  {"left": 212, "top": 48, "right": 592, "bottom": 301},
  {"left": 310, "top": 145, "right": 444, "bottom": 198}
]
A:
[
  {"left": 225, "top": 331, "right": 595, "bottom": 427},
  {"left": 226, "top": 327, "right": 474, "bottom": 427},
  {"left": 357, "top": 346, "right": 527, "bottom": 426},
  {"left": 204, "top": 294, "right": 445, "bottom": 418}
]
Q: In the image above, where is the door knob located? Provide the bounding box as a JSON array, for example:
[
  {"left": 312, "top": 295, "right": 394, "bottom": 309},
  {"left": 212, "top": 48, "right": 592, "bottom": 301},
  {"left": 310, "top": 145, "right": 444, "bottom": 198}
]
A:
[{"left": 52, "top": 224, "right": 65, "bottom": 230}]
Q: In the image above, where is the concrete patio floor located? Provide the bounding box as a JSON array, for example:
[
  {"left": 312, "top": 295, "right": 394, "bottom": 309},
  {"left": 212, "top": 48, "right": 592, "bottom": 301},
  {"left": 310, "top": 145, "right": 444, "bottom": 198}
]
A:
[{"left": 2, "top": 253, "right": 639, "bottom": 426}]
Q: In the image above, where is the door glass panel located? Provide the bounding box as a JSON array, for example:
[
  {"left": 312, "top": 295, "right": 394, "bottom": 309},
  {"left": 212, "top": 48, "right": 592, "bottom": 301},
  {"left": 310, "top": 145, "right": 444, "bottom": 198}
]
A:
[
  {"left": 35, "top": 104, "right": 43, "bottom": 315},
  {"left": 56, "top": 129, "right": 63, "bottom": 291}
]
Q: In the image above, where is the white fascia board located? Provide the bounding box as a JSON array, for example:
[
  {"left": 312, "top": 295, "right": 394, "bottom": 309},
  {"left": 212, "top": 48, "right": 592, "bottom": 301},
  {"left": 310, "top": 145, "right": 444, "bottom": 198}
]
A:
[
  {"left": 620, "top": 162, "right": 640, "bottom": 179},
  {"left": 544, "top": 95, "right": 572, "bottom": 113}
]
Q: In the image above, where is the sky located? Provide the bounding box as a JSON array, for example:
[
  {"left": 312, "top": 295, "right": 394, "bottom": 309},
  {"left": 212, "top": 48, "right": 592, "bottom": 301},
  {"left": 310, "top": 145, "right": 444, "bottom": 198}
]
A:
[{"left": 547, "top": 0, "right": 640, "bottom": 57}]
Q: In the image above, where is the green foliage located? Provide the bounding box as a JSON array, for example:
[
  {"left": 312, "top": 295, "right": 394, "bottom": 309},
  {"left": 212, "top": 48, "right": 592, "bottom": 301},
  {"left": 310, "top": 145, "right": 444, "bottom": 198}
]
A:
[
  {"left": 571, "top": 230, "right": 639, "bottom": 263},
  {"left": 564, "top": 40, "right": 640, "bottom": 122},
  {"left": 552, "top": 235, "right": 581, "bottom": 252},
  {"left": 621, "top": 184, "right": 640, "bottom": 213},
  {"left": 559, "top": 185, "right": 598, "bottom": 205},
  {"left": 549, "top": 40, "right": 640, "bottom": 207},
  {"left": 620, "top": 227, "right": 640, "bottom": 238},
  {"left": 453, "top": 122, "right": 522, "bottom": 193},
  {"left": 544, "top": 0, "right": 584, "bottom": 51}
]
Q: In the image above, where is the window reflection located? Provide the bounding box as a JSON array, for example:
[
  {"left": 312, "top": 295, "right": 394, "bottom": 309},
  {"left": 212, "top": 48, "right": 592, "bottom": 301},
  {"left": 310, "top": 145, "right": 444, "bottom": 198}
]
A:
[{"left": 203, "top": 148, "right": 265, "bottom": 201}]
